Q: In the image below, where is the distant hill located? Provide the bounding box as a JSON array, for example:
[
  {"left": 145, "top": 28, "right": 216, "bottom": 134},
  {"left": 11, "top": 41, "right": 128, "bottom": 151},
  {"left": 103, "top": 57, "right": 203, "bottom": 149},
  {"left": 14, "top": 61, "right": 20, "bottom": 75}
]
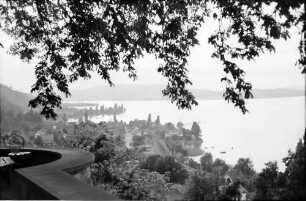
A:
[
  {"left": 1, "top": 83, "right": 304, "bottom": 106},
  {"left": 67, "top": 85, "right": 167, "bottom": 101},
  {"left": 251, "top": 88, "right": 305, "bottom": 99},
  {"left": 0, "top": 84, "right": 32, "bottom": 111},
  {"left": 66, "top": 84, "right": 305, "bottom": 101},
  {"left": 66, "top": 85, "right": 224, "bottom": 101}
]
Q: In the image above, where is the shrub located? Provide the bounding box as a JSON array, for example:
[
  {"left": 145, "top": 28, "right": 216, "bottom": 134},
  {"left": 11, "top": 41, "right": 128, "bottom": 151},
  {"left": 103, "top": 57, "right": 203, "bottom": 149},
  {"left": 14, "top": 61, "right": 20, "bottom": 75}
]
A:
[{"left": 140, "top": 155, "right": 189, "bottom": 184}]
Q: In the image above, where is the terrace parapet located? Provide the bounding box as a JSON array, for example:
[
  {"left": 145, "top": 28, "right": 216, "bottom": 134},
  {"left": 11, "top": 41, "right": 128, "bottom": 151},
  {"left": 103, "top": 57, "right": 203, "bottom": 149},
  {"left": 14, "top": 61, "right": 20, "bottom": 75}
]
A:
[{"left": 0, "top": 148, "right": 119, "bottom": 200}]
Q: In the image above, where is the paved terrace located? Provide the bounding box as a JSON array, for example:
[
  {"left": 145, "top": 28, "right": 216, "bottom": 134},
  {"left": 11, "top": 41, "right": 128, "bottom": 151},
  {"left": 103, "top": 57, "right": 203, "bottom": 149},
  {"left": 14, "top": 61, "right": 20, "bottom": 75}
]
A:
[{"left": 0, "top": 148, "right": 120, "bottom": 200}]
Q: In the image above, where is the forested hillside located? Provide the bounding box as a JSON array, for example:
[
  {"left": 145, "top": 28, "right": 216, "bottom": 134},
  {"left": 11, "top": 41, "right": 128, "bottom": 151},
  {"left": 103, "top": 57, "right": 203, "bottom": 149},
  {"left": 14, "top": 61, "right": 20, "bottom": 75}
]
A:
[{"left": 0, "top": 84, "right": 32, "bottom": 111}]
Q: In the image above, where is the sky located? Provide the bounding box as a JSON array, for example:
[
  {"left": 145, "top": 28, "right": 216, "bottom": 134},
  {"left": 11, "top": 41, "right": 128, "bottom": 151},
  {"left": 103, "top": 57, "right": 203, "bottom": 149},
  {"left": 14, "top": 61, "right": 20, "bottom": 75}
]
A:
[{"left": 0, "top": 19, "right": 305, "bottom": 94}]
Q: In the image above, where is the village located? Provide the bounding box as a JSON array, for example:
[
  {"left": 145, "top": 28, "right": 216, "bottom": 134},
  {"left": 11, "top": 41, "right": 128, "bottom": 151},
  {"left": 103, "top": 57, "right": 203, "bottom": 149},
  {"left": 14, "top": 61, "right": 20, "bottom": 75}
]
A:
[{"left": 1, "top": 111, "right": 255, "bottom": 200}]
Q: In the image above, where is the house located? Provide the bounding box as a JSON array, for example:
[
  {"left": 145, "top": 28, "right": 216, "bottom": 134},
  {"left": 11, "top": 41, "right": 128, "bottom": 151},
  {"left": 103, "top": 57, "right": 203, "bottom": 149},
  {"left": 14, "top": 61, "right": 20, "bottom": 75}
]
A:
[
  {"left": 34, "top": 129, "right": 55, "bottom": 145},
  {"left": 221, "top": 170, "right": 249, "bottom": 201},
  {"left": 41, "top": 134, "right": 54, "bottom": 145},
  {"left": 34, "top": 129, "right": 46, "bottom": 138},
  {"left": 131, "top": 127, "right": 142, "bottom": 136},
  {"left": 224, "top": 169, "right": 241, "bottom": 185},
  {"left": 237, "top": 185, "right": 248, "bottom": 201},
  {"left": 224, "top": 171, "right": 233, "bottom": 185},
  {"left": 165, "top": 131, "right": 179, "bottom": 138}
]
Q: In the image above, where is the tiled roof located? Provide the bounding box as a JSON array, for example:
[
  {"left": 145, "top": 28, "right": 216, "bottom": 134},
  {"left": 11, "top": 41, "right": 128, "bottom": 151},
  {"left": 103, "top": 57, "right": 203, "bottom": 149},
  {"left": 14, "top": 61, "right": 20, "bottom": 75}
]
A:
[
  {"left": 227, "top": 169, "right": 240, "bottom": 181},
  {"left": 238, "top": 184, "right": 248, "bottom": 193}
]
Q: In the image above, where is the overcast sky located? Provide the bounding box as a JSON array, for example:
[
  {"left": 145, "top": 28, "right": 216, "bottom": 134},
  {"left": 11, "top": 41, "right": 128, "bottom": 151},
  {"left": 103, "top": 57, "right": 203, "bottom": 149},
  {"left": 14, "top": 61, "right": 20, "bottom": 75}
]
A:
[{"left": 0, "top": 19, "right": 305, "bottom": 94}]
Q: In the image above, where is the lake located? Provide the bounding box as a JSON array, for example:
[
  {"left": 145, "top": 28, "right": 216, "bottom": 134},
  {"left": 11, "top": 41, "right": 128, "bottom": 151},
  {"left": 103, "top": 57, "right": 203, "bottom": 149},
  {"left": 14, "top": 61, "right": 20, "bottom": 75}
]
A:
[{"left": 70, "top": 96, "right": 305, "bottom": 172}]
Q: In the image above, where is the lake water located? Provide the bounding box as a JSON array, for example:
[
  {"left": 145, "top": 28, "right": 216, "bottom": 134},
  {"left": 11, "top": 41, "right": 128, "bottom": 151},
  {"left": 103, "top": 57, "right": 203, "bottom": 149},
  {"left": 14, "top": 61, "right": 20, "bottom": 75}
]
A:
[{"left": 70, "top": 96, "right": 305, "bottom": 172}]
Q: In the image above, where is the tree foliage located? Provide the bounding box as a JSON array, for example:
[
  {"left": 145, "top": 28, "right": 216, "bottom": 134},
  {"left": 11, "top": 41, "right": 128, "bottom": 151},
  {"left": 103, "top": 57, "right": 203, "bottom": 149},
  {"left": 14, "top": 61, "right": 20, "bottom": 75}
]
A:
[
  {"left": 64, "top": 122, "right": 170, "bottom": 201},
  {"left": 164, "top": 122, "right": 176, "bottom": 131},
  {"left": 200, "top": 153, "right": 230, "bottom": 175},
  {"left": 62, "top": 113, "right": 68, "bottom": 123},
  {"left": 94, "top": 160, "right": 172, "bottom": 201},
  {"left": 0, "top": 107, "right": 43, "bottom": 134},
  {"left": 254, "top": 161, "right": 284, "bottom": 200},
  {"left": 147, "top": 113, "right": 152, "bottom": 124},
  {"left": 0, "top": 0, "right": 304, "bottom": 118},
  {"left": 140, "top": 155, "right": 189, "bottom": 184},
  {"left": 186, "top": 171, "right": 222, "bottom": 201},
  {"left": 232, "top": 157, "right": 256, "bottom": 192},
  {"left": 84, "top": 110, "right": 89, "bottom": 122},
  {"left": 155, "top": 115, "right": 161, "bottom": 125},
  {"left": 212, "top": 158, "right": 229, "bottom": 175},
  {"left": 255, "top": 130, "right": 305, "bottom": 200},
  {"left": 131, "top": 135, "right": 146, "bottom": 147},
  {"left": 233, "top": 157, "right": 256, "bottom": 177},
  {"left": 187, "top": 158, "right": 201, "bottom": 170},
  {"left": 282, "top": 134, "right": 306, "bottom": 200},
  {"left": 191, "top": 121, "right": 202, "bottom": 138},
  {"left": 222, "top": 180, "right": 242, "bottom": 201},
  {"left": 177, "top": 121, "right": 184, "bottom": 132},
  {"left": 200, "top": 152, "right": 213, "bottom": 172},
  {"left": 281, "top": 130, "right": 305, "bottom": 200},
  {"left": 61, "top": 121, "right": 112, "bottom": 150},
  {"left": 33, "top": 135, "right": 43, "bottom": 146}
]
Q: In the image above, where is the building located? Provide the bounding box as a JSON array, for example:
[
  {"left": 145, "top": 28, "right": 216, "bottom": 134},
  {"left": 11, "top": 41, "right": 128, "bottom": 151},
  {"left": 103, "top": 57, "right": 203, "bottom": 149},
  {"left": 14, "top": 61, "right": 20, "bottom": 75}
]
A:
[
  {"left": 237, "top": 185, "right": 248, "bottom": 201},
  {"left": 131, "top": 127, "right": 142, "bottom": 136},
  {"left": 221, "top": 170, "right": 249, "bottom": 201},
  {"left": 34, "top": 129, "right": 55, "bottom": 145}
]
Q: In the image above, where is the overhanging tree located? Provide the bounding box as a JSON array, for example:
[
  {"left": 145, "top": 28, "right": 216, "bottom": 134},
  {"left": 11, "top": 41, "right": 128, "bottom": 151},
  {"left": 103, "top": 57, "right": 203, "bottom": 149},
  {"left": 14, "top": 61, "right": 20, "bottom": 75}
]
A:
[
  {"left": 0, "top": 0, "right": 304, "bottom": 119},
  {"left": 191, "top": 121, "right": 201, "bottom": 138}
]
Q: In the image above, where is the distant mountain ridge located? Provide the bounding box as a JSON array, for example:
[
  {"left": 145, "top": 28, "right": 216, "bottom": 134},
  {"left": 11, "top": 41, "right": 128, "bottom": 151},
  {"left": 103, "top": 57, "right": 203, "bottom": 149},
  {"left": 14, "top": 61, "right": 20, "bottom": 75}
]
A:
[
  {"left": 250, "top": 88, "right": 305, "bottom": 99},
  {"left": 1, "top": 83, "right": 304, "bottom": 106},
  {"left": 65, "top": 84, "right": 305, "bottom": 101}
]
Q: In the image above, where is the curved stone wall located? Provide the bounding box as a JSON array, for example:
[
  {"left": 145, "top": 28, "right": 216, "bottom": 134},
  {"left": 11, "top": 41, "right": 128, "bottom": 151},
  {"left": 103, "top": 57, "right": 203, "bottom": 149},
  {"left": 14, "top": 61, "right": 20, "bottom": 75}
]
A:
[{"left": 1, "top": 148, "right": 119, "bottom": 200}]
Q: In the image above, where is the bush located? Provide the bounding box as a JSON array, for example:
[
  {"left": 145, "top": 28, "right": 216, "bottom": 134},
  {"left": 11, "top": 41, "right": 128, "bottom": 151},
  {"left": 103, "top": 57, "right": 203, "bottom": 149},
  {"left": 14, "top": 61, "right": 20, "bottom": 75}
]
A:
[
  {"left": 186, "top": 171, "right": 220, "bottom": 201},
  {"left": 131, "top": 135, "right": 146, "bottom": 147},
  {"left": 95, "top": 160, "right": 171, "bottom": 201},
  {"left": 140, "top": 155, "right": 189, "bottom": 184},
  {"left": 34, "top": 135, "right": 43, "bottom": 146},
  {"left": 186, "top": 147, "right": 204, "bottom": 156},
  {"left": 188, "top": 158, "right": 200, "bottom": 169}
]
